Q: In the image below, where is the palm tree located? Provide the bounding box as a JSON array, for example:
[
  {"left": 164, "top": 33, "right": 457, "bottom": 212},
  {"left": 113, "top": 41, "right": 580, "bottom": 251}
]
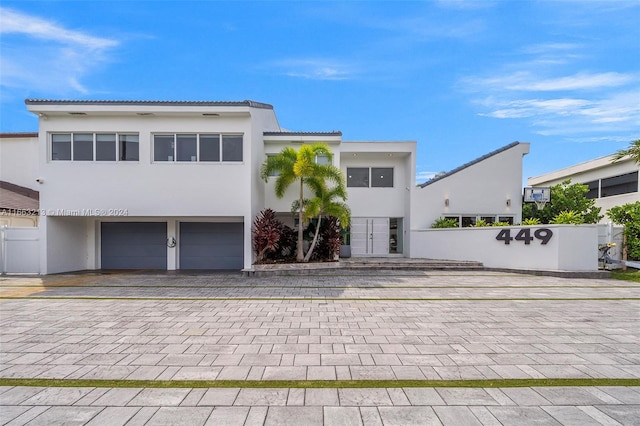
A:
[
  {"left": 293, "top": 177, "right": 350, "bottom": 262},
  {"left": 612, "top": 139, "right": 640, "bottom": 164},
  {"left": 260, "top": 143, "right": 344, "bottom": 262}
]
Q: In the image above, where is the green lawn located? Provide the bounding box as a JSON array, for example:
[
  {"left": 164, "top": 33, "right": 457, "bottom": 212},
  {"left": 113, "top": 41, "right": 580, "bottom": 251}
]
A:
[{"left": 611, "top": 269, "right": 640, "bottom": 283}]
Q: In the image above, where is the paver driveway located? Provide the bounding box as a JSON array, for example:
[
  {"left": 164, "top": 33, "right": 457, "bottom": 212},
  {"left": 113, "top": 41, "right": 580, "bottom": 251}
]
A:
[{"left": 1, "top": 270, "right": 639, "bottom": 424}]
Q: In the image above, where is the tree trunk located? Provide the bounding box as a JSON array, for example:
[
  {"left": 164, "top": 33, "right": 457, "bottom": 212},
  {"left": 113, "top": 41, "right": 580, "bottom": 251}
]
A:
[
  {"left": 304, "top": 215, "right": 322, "bottom": 262},
  {"left": 296, "top": 179, "right": 304, "bottom": 262}
]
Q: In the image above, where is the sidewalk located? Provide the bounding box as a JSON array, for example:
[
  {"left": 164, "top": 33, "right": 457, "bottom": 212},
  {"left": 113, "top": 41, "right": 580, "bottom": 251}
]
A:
[
  {"left": 3, "top": 385, "right": 640, "bottom": 425},
  {"left": 1, "top": 270, "right": 639, "bottom": 424}
]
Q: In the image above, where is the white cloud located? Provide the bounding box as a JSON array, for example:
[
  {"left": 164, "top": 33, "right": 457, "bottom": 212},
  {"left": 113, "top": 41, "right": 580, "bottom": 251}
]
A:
[
  {"left": 461, "top": 35, "right": 640, "bottom": 141},
  {"left": 415, "top": 170, "right": 438, "bottom": 182},
  {"left": 0, "top": 7, "right": 118, "bottom": 96},
  {"left": 467, "top": 71, "right": 635, "bottom": 93},
  {"left": 268, "top": 58, "right": 357, "bottom": 81}
]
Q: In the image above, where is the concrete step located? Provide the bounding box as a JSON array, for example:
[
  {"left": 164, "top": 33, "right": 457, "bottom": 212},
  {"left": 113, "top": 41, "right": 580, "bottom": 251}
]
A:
[{"left": 244, "top": 258, "right": 485, "bottom": 277}]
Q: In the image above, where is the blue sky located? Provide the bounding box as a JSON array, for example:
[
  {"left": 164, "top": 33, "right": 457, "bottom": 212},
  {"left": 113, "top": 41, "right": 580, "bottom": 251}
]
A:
[{"left": 1, "top": 1, "right": 638, "bottom": 184}]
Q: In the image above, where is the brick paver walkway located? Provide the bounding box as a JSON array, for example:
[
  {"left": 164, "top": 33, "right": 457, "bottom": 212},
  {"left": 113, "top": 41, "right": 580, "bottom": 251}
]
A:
[{"left": 1, "top": 271, "right": 639, "bottom": 424}]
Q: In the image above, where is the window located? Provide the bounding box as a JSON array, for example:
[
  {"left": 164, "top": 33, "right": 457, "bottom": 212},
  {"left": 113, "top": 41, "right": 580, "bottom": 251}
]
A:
[
  {"left": 347, "top": 168, "right": 369, "bottom": 187},
  {"left": 480, "top": 216, "right": 495, "bottom": 225},
  {"left": 200, "top": 134, "right": 220, "bottom": 161},
  {"left": 51, "top": 134, "right": 71, "bottom": 161},
  {"left": 154, "top": 135, "right": 174, "bottom": 161},
  {"left": 50, "top": 133, "right": 138, "bottom": 162},
  {"left": 153, "top": 133, "right": 242, "bottom": 162},
  {"left": 347, "top": 167, "right": 394, "bottom": 188},
  {"left": 600, "top": 171, "right": 638, "bottom": 197},
  {"left": 585, "top": 180, "right": 599, "bottom": 199},
  {"left": 73, "top": 133, "right": 93, "bottom": 161},
  {"left": 371, "top": 167, "right": 393, "bottom": 188},
  {"left": 316, "top": 155, "right": 331, "bottom": 165},
  {"left": 119, "top": 134, "right": 139, "bottom": 161},
  {"left": 498, "top": 216, "right": 514, "bottom": 225},
  {"left": 445, "top": 216, "right": 461, "bottom": 227},
  {"left": 96, "top": 134, "right": 116, "bottom": 161},
  {"left": 176, "top": 134, "right": 197, "bottom": 162},
  {"left": 461, "top": 216, "right": 476, "bottom": 227},
  {"left": 222, "top": 135, "right": 243, "bottom": 162}
]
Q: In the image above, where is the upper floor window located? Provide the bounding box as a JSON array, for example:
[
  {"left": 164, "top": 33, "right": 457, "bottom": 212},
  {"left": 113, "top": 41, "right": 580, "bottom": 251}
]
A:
[
  {"left": 582, "top": 171, "right": 638, "bottom": 199},
  {"left": 51, "top": 133, "right": 138, "bottom": 162},
  {"left": 347, "top": 167, "right": 393, "bottom": 188},
  {"left": 601, "top": 171, "right": 638, "bottom": 197},
  {"left": 153, "top": 133, "right": 243, "bottom": 162}
]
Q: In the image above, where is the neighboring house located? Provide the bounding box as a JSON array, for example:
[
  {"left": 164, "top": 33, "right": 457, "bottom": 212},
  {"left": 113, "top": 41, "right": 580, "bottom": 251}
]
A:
[
  {"left": 0, "top": 133, "right": 39, "bottom": 227},
  {"left": 19, "top": 99, "right": 527, "bottom": 274},
  {"left": 411, "top": 142, "right": 530, "bottom": 229},
  {"left": 528, "top": 153, "right": 639, "bottom": 222}
]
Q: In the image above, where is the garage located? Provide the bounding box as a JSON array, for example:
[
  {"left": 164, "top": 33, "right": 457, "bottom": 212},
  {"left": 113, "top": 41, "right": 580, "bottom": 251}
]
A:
[
  {"left": 101, "top": 222, "right": 167, "bottom": 269},
  {"left": 179, "top": 222, "right": 243, "bottom": 270}
]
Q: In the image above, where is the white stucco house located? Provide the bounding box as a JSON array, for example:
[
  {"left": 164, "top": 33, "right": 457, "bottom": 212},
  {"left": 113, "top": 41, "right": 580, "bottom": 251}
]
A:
[
  {"left": 11, "top": 99, "right": 529, "bottom": 274},
  {"left": 528, "top": 153, "right": 639, "bottom": 222}
]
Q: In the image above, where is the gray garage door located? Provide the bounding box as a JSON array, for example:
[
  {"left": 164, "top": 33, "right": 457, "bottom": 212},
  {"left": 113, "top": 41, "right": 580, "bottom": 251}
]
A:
[
  {"left": 101, "top": 222, "right": 167, "bottom": 269},
  {"left": 180, "top": 222, "right": 243, "bottom": 270}
]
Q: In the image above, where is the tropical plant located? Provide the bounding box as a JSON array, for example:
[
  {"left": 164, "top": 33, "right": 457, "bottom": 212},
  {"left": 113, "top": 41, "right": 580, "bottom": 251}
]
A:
[
  {"left": 252, "top": 209, "right": 296, "bottom": 262},
  {"left": 521, "top": 217, "right": 541, "bottom": 225},
  {"left": 293, "top": 177, "right": 350, "bottom": 262},
  {"left": 492, "top": 221, "right": 511, "bottom": 227},
  {"left": 312, "top": 216, "right": 342, "bottom": 261},
  {"left": 474, "top": 219, "right": 489, "bottom": 227},
  {"left": 522, "top": 179, "right": 602, "bottom": 224},
  {"left": 260, "top": 144, "right": 344, "bottom": 261},
  {"left": 431, "top": 217, "right": 459, "bottom": 228},
  {"left": 608, "top": 201, "right": 640, "bottom": 260},
  {"left": 550, "top": 210, "right": 584, "bottom": 225},
  {"left": 612, "top": 139, "right": 640, "bottom": 164}
]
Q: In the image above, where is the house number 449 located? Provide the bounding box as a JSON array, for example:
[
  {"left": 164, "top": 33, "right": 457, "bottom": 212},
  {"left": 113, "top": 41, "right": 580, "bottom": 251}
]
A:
[{"left": 496, "top": 228, "right": 553, "bottom": 245}]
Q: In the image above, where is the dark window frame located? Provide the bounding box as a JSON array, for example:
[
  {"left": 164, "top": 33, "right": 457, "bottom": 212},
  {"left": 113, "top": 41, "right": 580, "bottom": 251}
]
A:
[
  {"left": 153, "top": 133, "right": 243, "bottom": 163},
  {"left": 50, "top": 132, "right": 138, "bottom": 162}
]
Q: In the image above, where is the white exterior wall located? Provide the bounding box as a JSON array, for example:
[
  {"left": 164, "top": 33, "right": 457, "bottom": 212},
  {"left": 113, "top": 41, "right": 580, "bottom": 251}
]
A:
[
  {"left": 341, "top": 141, "right": 415, "bottom": 256},
  {"left": 263, "top": 137, "right": 342, "bottom": 214},
  {"left": 528, "top": 155, "right": 639, "bottom": 222},
  {"left": 0, "top": 135, "right": 39, "bottom": 190},
  {"left": 43, "top": 217, "right": 90, "bottom": 274},
  {"left": 36, "top": 114, "right": 255, "bottom": 216},
  {"left": 28, "top": 102, "right": 281, "bottom": 273},
  {"left": 411, "top": 225, "right": 598, "bottom": 271},
  {"left": 411, "top": 143, "right": 530, "bottom": 231}
]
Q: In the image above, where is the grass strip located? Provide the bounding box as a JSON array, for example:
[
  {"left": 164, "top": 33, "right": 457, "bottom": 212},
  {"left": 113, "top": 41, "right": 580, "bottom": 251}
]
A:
[
  {"left": 2, "top": 296, "right": 640, "bottom": 302},
  {"left": 611, "top": 269, "right": 640, "bottom": 283},
  {"left": 1, "top": 377, "right": 638, "bottom": 389}
]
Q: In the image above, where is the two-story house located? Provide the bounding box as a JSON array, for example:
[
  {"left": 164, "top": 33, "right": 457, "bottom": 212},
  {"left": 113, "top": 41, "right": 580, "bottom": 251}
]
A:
[{"left": 22, "top": 99, "right": 528, "bottom": 274}]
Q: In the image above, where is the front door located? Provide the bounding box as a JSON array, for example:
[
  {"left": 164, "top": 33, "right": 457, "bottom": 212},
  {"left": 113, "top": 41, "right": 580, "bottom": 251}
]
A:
[{"left": 351, "top": 218, "right": 389, "bottom": 256}]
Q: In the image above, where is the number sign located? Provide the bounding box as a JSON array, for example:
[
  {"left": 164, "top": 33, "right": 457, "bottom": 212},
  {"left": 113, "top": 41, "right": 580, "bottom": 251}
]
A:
[{"left": 496, "top": 228, "right": 553, "bottom": 245}]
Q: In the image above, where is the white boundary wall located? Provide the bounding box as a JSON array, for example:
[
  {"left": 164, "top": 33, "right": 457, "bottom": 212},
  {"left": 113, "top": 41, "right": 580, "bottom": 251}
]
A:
[
  {"left": 0, "top": 226, "right": 40, "bottom": 274},
  {"left": 411, "top": 224, "right": 598, "bottom": 271}
]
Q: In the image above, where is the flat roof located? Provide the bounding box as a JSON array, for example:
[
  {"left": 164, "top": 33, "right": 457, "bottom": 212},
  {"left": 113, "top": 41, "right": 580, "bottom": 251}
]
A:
[
  {"left": 25, "top": 99, "right": 274, "bottom": 109},
  {"left": 0, "top": 132, "right": 38, "bottom": 138}
]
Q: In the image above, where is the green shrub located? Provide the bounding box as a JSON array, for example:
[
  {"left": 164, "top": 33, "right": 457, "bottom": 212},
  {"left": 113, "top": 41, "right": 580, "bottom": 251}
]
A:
[
  {"left": 492, "top": 221, "right": 511, "bottom": 227},
  {"left": 474, "top": 219, "right": 489, "bottom": 227},
  {"left": 608, "top": 202, "right": 640, "bottom": 260},
  {"left": 521, "top": 217, "right": 541, "bottom": 225},
  {"left": 431, "top": 217, "right": 459, "bottom": 228},
  {"left": 550, "top": 210, "right": 584, "bottom": 225},
  {"left": 522, "top": 179, "right": 602, "bottom": 224}
]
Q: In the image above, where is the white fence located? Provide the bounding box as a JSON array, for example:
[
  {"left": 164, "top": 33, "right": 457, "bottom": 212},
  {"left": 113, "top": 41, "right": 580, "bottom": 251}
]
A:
[
  {"left": 411, "top": 224, "right": 599, "bottom": 272},
  {"left": 0, "top": 226, "right": 40, "bottom": 274}
]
